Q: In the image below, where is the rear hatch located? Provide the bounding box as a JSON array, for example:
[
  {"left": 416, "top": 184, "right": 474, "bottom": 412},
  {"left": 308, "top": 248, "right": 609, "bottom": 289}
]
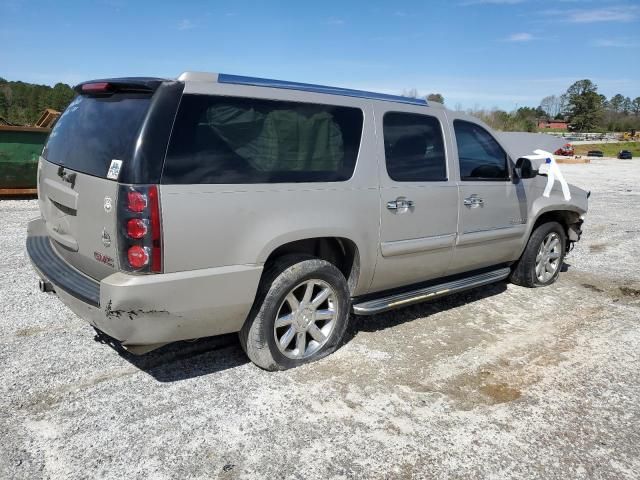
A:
[{"left": 38, "top": 78, "right": 180, "bottom": 280}]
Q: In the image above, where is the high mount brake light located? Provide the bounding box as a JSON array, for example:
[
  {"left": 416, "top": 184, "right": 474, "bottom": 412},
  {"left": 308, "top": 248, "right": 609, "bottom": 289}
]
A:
[
  {"left": 75, "top": 80, "right": 158, "bottom": 95},
  {"left": 81, "top": 82, "right": 111, "bottom": 93},
  {"left": 118, "top": 185, "right": 162, "bottom": 273}
]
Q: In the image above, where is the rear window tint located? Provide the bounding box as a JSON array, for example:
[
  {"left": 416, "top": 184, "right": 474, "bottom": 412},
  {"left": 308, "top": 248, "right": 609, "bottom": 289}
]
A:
[
  {"left": 43, "top": 93, "right": 151, "bottom": 178},
  {"left": 162, "top": 94, "right": 363, "bottom": 184}
]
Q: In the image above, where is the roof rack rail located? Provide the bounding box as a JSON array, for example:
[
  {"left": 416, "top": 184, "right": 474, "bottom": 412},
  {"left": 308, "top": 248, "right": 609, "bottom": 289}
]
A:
[{"left": 217, "top": 73, "right": 428, "bottom": 106}]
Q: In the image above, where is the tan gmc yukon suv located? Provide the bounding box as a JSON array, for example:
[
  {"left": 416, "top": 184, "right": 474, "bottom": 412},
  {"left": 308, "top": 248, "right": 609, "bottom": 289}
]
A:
[{"left": 27, "top": 72, "right": 588, "bottom": 370}]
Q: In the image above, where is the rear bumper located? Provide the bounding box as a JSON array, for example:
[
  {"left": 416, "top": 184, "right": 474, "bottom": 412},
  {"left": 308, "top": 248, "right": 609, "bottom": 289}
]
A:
[
  {"left": 27, "top": 234, "right": 100, "bottom": 306},
  {"left": 26, "top": 218, "right": 263, "bottom": 349}
]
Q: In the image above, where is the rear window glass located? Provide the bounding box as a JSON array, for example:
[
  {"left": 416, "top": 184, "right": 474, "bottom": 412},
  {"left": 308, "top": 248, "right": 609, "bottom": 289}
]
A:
[
  {"left": 162, "top": 94, "right": 363, "bottom": 184},
  {"left": 43, "top": 94, "right": 151, "bottom": 178}
]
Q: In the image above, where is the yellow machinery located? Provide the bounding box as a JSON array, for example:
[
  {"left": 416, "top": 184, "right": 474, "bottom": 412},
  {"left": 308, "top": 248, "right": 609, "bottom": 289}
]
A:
[{"left": 622, "top": 130, "right": 640, "bottom": 141}]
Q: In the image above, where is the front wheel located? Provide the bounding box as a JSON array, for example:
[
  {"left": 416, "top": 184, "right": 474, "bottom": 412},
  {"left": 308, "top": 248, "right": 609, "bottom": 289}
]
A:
[
  {"left": 240, "top": 255, "right": 350, "bottom": 371},
  {"left": 510, "top": 221, "right": 566, "bottom": 288}
]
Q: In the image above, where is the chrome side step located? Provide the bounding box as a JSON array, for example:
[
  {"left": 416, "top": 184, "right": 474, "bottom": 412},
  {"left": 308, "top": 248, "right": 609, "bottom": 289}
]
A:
[{"left": 352, "top": 267, "right": 511, "bottom": 315}]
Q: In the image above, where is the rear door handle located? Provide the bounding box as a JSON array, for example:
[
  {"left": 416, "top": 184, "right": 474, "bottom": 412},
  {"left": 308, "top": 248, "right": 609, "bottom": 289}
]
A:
[
  {"left": 387, "top": 198, "right": 415, "bottom": 211},
  {"left": 463, "top": 195, "right": 484, "bottom": 208}
]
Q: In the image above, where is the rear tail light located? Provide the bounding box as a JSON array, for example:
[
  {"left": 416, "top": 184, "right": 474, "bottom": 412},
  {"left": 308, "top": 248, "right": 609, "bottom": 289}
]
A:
[
  {"left": 147, "top": 186, "right": 162, "bottom": 272},
  {"left": 126, "top": 218, "right": 148, "bottom": 239},
  {"left": 127, "top": 245, "right": 150, "bottom": 268},
  {"left": 118, "top": 185, "right": 162, "bottom": 273},
  {"left": 127, "top": 191, "right": 148, "bottom": 212}
]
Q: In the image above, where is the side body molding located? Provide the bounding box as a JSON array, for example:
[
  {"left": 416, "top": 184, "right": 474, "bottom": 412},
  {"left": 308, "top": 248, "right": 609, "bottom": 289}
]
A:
[
  {"left": 381, "top": 233, "right": 456, "bottom": 257},
  {"left": 457, "top": 224, "right": 527, "bottom": 247}
]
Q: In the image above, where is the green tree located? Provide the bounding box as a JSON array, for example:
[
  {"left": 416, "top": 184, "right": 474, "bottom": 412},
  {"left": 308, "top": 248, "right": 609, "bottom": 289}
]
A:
[
  {"left": 565, "top": 80, "right": 603, "bottom": 131},
  {"left": 49, "top": 83, "right": 76, "bottom": 111},
  {"left": 402, "top": 89, "right": 445, "bottom": 104},
  {"left": 427, "top": 93, "right": 444, "bottom": 104},
  {"left": 0, "top": 78, "right": 75, "bottom": 125},
  {"left": 632, "top": 97, "right": 640, "bottom": 116},
  {"left": 609, "top": 93, "right": 626, "bottom": 113},
  {"left": 0, "top": 90, "right": 7, "bottom": 119}
]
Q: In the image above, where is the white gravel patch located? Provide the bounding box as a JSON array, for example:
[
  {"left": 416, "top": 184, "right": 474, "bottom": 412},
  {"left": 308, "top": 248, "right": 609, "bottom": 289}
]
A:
[{"left": 1, "top": 159, "right": 639, "bottom": 479}]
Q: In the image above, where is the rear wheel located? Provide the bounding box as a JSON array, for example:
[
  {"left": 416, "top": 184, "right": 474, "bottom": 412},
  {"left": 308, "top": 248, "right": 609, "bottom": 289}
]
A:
[
  {"left": 510, "top": 221, "right": 566, "bottom": 288},
  {"left": 240, "top": 255, "right": 350, "bottom": 370}
]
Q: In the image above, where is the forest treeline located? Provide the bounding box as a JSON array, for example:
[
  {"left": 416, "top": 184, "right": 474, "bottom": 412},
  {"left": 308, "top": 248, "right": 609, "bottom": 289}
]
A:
[
  {"left": 404, "top": 79, "right": 640, "bottom": 133},
  {"left": 2, "top": 76, "right": 639, "bottom": 133},
  {"left": 0, "top": 78, "right": 76, "bottom": 126}
]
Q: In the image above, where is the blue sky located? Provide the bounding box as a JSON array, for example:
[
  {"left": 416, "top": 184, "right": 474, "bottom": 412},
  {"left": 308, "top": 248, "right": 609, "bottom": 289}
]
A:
[{"left": 1, "top": 0, "right": 639, "bottom": 110}]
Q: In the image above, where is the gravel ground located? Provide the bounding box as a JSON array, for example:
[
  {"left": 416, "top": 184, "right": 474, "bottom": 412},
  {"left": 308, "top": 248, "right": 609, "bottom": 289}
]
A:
[{"left": 1, "top": 159, "right": 639, "bottom": 479}]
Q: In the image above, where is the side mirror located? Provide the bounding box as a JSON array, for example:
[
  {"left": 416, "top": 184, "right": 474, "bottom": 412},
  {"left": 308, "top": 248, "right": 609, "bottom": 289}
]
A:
[{"left": 515, "top": 157, "right": 537, "bottom": 179}]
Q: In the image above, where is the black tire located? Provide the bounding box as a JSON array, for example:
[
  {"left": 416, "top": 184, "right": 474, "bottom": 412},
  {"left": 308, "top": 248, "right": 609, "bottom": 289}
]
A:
[
  {"left": 510, "top": 221, "right": 566, "bottom": 288},
  {"left": 239, "top": 255, "right": 351, "bottom": 371}
]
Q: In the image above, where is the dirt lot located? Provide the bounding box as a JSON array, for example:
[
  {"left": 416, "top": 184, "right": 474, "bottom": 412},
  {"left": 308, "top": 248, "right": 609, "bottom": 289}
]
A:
[{"left": 1, "top": 159, "right": 639, "bottom": 479}]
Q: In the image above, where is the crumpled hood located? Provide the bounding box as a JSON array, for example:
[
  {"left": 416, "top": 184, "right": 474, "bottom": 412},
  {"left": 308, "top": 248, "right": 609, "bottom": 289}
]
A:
[
  {"left": 568, "top": 183, "right": 589, "bottom": 214},
  {"left": 497, "top": 132, "right": 566, "bottom": 159}
]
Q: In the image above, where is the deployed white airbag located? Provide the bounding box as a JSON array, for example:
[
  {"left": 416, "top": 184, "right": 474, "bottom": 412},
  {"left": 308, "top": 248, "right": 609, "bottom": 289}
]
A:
[{"left": 524, "top": 149, "right": 571, "bottom": 201}]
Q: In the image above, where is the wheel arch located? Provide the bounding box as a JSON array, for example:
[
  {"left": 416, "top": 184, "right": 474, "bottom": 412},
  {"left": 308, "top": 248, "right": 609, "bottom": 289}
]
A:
[
  {"left": 533, "top": 209, "right": 582, "bottom": 236},
  {"left": 523, "top": 208, "right": 584, "bottom": 256},
  {"left": 260, "top": 236, "right": 361, "bottom": 294}
]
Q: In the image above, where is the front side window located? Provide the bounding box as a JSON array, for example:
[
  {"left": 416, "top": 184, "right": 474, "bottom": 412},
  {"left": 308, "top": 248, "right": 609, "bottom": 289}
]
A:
[
  {"left": 163, "top": 95, "right": 363, "bottom": 184},
  {"left": 454, "top": 120, "right": 509, "bottom": 180},
  {"left": 383, "top": 112, "right": 447, "bottom": 182}
]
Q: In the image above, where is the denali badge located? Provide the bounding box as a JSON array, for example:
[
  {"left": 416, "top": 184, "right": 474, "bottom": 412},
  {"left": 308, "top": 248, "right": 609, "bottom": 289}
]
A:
[
  {"left": 104, "top": 196, "right": 113, "bottom": 213},
  {"left": 101, "top": 228, "right": 112, "bottom": 247},
  {"left": 94, "top": 251, "right": 114, "bottom": 268},
  {"left": 106, "top": 159, "right": 123, "bottom": 180}
]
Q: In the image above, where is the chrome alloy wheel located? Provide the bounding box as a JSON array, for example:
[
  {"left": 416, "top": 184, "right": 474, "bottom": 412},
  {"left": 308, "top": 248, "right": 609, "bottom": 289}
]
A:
[
  {"left": 273, "top": 279, "right": 338, "bottom": 359},
  {"left": 535, "top": 232, "right": 562, "bottom": 283}
]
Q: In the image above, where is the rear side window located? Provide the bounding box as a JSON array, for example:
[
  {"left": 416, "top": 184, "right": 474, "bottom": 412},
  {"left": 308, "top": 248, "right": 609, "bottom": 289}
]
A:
[
  {"left": 44, "top": 94, "right": 151, "bottom": 178},
  {"left": 163, "top": 95, "right": 363, "bottom": 184},
  {"left": 383, "top": 112, "right": 447, "bottom": 182},
  {"left": 454, "top": 120, "right": 509, "bottom": 180}
]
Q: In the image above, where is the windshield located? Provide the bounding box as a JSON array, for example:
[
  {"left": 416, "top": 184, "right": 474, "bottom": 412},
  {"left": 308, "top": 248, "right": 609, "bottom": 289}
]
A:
[{"left": 43, "top": 93, "right": 151, "bottom": 178}]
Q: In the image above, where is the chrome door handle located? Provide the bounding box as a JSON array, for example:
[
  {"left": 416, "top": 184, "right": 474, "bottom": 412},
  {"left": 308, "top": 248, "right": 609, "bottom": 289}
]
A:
[
  {"left": 387, "top": 198, "right": 415, "bottom": 210},
  {"left": 463, "top": 195, "right": 484, "bottom": 208}
]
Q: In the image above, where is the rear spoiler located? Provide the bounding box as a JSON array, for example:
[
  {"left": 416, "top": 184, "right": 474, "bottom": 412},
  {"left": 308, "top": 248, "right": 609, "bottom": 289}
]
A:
[{"left": 74, "top": 77, "right": 169, "bottom": 95}]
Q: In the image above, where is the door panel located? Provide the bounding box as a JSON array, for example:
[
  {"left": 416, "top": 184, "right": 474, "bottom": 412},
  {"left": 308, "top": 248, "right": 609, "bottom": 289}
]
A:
[
  {"left": 447, "top": 118, "right": 528, "bottom": 275},
  {"left": 369, "top": 106, "right": 458, "bottom": 293},
  {"left": 449, "top": 182, "right": 527, "bottom": 274}
]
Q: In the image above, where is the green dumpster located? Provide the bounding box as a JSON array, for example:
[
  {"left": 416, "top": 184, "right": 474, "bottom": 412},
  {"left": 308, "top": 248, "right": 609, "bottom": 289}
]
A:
[{"left": 0, "top": 126, "right": 50, "bottom": 190}]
